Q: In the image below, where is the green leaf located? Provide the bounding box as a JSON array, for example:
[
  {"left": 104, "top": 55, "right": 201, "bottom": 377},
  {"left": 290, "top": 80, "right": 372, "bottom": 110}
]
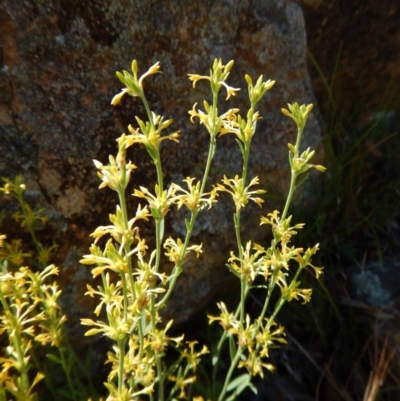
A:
[
  {"left": 225, "top": 263, "right": 240, "bottom": 278},
  {"left": 145, "top": 144, "right": 158, "bottom": 161},
  {"left": 289, "top": 150, "right": 294, "bottom": 164},
  {"left": 235, "top": 139, "right": 245, "bottom": 157},
  {"left": 288, "top": 142, "right": 296, "bottom": 154},
  {"left": 228, "top": 335, "right": 237, "bottom": 362},
  {"left": 226, "top": 373, "right": 251, "bottom": 394},
  {"left": 185, "top": 219, "right": 191, "bottom": 232},
  {"left": 46, "top": 353, "right": 62, "bottom": 365}
]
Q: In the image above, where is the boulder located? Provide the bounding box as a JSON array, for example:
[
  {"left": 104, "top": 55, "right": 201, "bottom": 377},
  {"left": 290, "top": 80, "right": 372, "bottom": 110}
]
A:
[{"left": 0, "top": 0, "right": 322, "bottom": 335}]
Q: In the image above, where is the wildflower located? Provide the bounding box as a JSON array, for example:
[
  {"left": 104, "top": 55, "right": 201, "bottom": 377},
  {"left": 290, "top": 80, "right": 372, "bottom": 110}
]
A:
[
  {"left": 0, "top": 239, "right": 32, "bottom": 266},
  {"left": 91, "top": 204, "right": 150, "bottom": 248},
  {"left": 81, "top": 307, "right": 130, "bottom": 340},
  {"left": 180, "top": 341, "right": 209, "bottom": 372},
  {"left": 284, "top": 281, "right": 312, "bottom": 304},
  {"left": 134, "top": 184, "right": 176, "bottom": 220},
  {"left": 256, "top": 319, "right": 287, "bottom": 358},
  {"left": 217, "top": 175, "right": 266, "bottom": 212},
  {"left": 188, "top": 58, "right": 239, "bottom": 99},
  {"left": 37, "top": 243, "right": 58, "bottom": 266},
  {"left": 245, "top": 73, "right": 275, "bottom": 106},
  {"left": 112, "top": 60, "right": 162, "bottom": 105},
  {"left": 127, "top": 113, "right": 180, "bottom": 152},
  {"left": 227, "top": 241, "right": 265, "bottom": 283},
  {"left": 146, "top": 320, "right": 184, "bottom": 353},
  {"left": 281, "top": 103, "right": 313, "bottom": 132},
  {"left": 208, "top": 302, "right": 237, "bottom": 332},
  {"left": 238, "top": 352, "right": 275, "bottom": 378},
  {"left": 172, "top": 177, "right": 218, "bottom": 212},
  {"left": 164, "top": 237, "right": 202, "bottom": 265},
  {"left": 219, "top": 108, "right": 261, "bottom": 143},
  {"left": 188, "top": 102, "right": 239, "bottom": 137},
  {"left": 168, "top": 373, "right": 196, "bottom": 399}
]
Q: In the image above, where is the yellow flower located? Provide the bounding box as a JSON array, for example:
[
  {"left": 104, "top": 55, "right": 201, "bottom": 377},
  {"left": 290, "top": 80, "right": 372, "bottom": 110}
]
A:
[
  {"left": 227, "top": 241, "right": 265, "bottom": 283},
  {"left": 110, "top": 88, "right": 128, "bottom": 105},
  {"left": 245, "top": 73, "right": 275, "bottom": 106},
  {"left": 134, "top": 184, "right": 176, "bottom": 220},
  {"left": 188, "top": 58, "right": 239, "bottom": 99},
  {"left": 112, "top": 60, "right": 162, "bottom": 105},
  {"left": 172, "top": 177, "right": 218, "bottom": 212},
  {"left": 163, "top": 237, "right": 202, "bottom": 265},
  {"left": 208, "top": 302, "right": 237, "bottom": 331},
  {"left": 217, "top": 175, "right": 266, "bottom": 211},
  {"left": 180, "top": 341, "right": 209, "bottom": 373},
  {"left": 146, "top": 320, "right": 184, "bottom": 353}
]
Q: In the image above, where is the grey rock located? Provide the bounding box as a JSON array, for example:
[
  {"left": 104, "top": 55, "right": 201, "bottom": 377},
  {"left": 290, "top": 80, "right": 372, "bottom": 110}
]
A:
[{"left": 0, "top": 0, "right": 322, "bottom": 334}]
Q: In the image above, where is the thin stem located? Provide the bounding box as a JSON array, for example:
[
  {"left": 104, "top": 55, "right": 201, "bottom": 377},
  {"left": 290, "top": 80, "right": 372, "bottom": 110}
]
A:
[
  {"left": 217, "top": 346, "right": 243, "bottom": 401},
  {"left": 58, "top": 347, "right": 78, "bottom": 401},
  {"left": 156, "top": 210, "right": 197, "bottom": 307},
  {"left": 0, "top": 290, "right": 31, "bottom": 395},
  {"left": 117, "top": 188, "right": 136, "bottom": 299},
  {"left": 157, "top": 89, "right": 220, "bottom": 308},
  {"left": 156, "top": 355, "right": 165, "bottom": 401},
  {"left": 15, "top": 193, "right": 42, "bottom": 261},
  {"left": 281, "top": 126, "right": 303, "bottom": 221},
  {"left": 117, "top": 337, "right": 127, "bottom": 395}
]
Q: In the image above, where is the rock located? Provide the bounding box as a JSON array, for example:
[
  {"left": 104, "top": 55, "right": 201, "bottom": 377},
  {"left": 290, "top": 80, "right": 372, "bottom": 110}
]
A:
[{"left": 0, "top": 0, "right": 322, "bottom": 334}]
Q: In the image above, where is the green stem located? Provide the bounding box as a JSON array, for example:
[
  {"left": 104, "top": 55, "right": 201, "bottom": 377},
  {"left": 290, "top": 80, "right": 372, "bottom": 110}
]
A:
[
  {"left": 117, "top": 337, "right": 127, "bottom": 395},
  {"left": 13, "top": 330, "right": 31, "bottom": 394},
  {"left": 156, "top": 210, "right": 197, "bottom": 308},
  {"left": 15, "top": 194, "right": 42, "bottom": 261},
  {"left": 157, "top": 89, "right": 220, "bottom": 308},
  {"left": 217, "top": 346, "right": 243, "bottom": 401},
  {"left": 154, "top": 154, "right": 164, "bottom": 194},
  {"left": 156, "top": 355, "right": 164, "bottom": 401},
  {"left": 153, "top": 218, "right": 166, "bottom": 400},
  {"left": 58, "top": 347, "right": 78, "bottom": 401},
  {"left": 200, "top": 136, "right": 217, "bottom": 194},
  {"left": 232, "top": 211, "right": 245, "bottom": 323},
  {"left": 0, "top": 289, "right": 31, "bottom": 395},
  {"left": 281, "top": 126, "right": 303, "bottom": 221},
  {"left": 117, "top": 188, "right": 136, "bottom": 300},
  {"left": 258, "top": 268, "right": 278, "bottom": 323}
]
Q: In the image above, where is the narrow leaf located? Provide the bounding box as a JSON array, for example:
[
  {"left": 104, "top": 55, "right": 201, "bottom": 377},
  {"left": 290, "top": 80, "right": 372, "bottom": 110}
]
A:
[
  {"left": 46, "top": 353, "right": 62, "bottom": 365},
  {"left": 229, "top": 335, "right": 237, "bottom": 362},
  {"left": 235, "top": 139, "right": 245, "bottom": 157}
]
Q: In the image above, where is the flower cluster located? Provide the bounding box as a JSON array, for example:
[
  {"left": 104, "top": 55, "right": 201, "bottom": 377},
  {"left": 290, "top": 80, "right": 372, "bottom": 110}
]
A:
[
  {"left": 82, "top": 58, "right": 325, "bottom": 401},
  {"left": 0, "top": 176, "right": 58, "bottom": 267},
  {"left": 0, "top": 261, "right": 66, "bottom": 400}
]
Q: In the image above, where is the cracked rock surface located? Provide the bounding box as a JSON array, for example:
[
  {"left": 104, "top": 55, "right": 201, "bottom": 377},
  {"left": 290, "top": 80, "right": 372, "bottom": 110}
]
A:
[{"left": 0, "top": 0, "right": 322, "bottom": 337}]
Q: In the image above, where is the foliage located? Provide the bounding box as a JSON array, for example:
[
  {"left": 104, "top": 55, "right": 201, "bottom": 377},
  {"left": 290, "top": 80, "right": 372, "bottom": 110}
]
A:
[
  {"left": 0, "top": 177, "right": 96, "bottom": 401},
  {"left": 0, "top": 58, "right": 325, "bottom": 401},
  {"left": 80, "top": 59, "right": 325, "bottom": 401}
]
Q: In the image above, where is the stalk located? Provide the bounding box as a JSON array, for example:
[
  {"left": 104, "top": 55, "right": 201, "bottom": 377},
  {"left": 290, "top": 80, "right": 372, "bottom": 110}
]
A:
[
  {"left": 217, "top": 346, "right": 243, "bottom": 401},
  {"left": 281, "top": 126, "right": 303, "bottom": 221}
]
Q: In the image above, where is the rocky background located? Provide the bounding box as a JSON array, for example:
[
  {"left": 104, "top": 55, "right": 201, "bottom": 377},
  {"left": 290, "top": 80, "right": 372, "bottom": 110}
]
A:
[
  {"left": 0, "top": 0, "right": 323, "bottom": 335},
  {"left": 0, "top": 0, "right": 400, "bottom": 401},
  {"left": 1, "top": 1, "right": 399, "bottom": 387}
]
